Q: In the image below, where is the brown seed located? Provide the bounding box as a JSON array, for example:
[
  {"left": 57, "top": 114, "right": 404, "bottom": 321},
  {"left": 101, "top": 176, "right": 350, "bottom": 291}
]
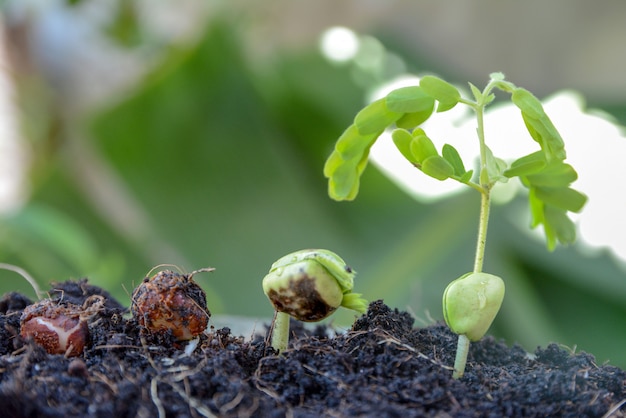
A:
[
  {"left": 20, "top": 299, "right": 89, "bottom": 357},
  {"left": 131, "top": 270, "right": 210, "bottom": 341}
]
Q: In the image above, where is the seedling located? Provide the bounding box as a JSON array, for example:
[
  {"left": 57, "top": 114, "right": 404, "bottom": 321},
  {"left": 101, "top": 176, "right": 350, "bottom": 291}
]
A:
[
  {"left": 262, "top": 249, "right": 368, "bottom": 353},
  {"left": 131, "top": 268, "right": 213, "bottom": 341},
  {"left": 324, "top": 72, "right": 586, "bottom": 378}
]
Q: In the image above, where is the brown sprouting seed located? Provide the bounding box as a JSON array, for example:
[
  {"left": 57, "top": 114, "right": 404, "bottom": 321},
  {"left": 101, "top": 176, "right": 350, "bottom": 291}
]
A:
[
  {"left": 19, "top": 296, "right": 104, "bottom": 357},
  {"left": 131, "top": 269, "right": 212, "bottom": 341}
]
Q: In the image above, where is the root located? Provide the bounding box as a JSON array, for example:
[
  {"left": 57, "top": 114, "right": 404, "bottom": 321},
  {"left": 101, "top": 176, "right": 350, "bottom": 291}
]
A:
[{"left": 0, "top": 263, "right": 44, "bottom": 299}]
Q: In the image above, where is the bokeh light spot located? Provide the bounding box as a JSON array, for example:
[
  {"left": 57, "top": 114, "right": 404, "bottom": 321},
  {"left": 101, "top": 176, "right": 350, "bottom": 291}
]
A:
[{"left": 319, "top": 26, "right": 359, "bottom": 63}]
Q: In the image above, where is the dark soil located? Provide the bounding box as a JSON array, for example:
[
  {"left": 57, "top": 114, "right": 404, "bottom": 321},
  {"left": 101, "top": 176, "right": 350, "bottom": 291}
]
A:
[{"left": 0, "top": 280, "right": 624, "bottom": 418}]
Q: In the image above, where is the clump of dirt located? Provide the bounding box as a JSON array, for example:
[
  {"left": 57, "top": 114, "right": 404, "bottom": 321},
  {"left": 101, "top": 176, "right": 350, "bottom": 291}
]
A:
[{"left": 0, "top": 280, "right": 624, "bottom": 417}]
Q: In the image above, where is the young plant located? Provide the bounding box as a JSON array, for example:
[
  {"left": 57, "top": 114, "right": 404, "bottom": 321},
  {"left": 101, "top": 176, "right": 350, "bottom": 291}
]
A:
[
  {"left": 262, "top": 249, "right": 368, "bottom": 353},
  {"left": 324, "top": 72, "right": 586, "bottom": 378}
]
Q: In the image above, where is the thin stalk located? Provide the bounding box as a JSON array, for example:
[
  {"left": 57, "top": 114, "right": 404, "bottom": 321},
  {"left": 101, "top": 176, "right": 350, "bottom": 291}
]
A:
[
  {"left": 452, "top": 334, "right": 470, "bottom": 379},
  {"left": 473, "top": 190, "right": 491, "bottom": 273},
  {"left": 475, "top": 96, "right": 488, "bottom": 174},
  {"left": 452, "top": 189, "right": 491, "bottom": 379},
  {"left": 271, "top": 311, "right": 290, "bottom": 354},
  {"left": 452, "top": 87, "right": 493, "bottom": 379}
]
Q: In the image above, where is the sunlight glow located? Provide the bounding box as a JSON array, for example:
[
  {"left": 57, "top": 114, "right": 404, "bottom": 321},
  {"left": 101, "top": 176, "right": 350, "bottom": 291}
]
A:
[{"left": 319, "top": 27, "right": 359, "bottom": 63}]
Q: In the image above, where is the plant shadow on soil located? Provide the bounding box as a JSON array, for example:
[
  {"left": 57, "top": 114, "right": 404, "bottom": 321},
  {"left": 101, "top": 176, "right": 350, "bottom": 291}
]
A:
[{"left": 0, "top": 279, "right": 624, "bottom": 417}]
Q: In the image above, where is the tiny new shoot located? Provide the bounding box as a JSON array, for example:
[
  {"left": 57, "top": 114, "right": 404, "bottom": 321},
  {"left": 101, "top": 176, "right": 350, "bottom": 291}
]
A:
[
  {"left": 262, "top": 249, "right": 368, "bottom": 353},
  {"left": 324, "top": 72, "right": 586, "bottom": 378}
]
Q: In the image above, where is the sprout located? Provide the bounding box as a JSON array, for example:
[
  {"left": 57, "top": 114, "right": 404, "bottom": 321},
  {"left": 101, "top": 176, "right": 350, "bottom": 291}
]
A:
[
  {"left": 131, "top": 268, "right": 213, "bottom": 341},
  {"left": 443, "top": 272, "right": 505, "bottom": 378},
  {"left": 262, "top": 249, "right": 367, "bottom": 353},
  {"left": 323, "top": 72, "right": 586, "bottom": 378}
]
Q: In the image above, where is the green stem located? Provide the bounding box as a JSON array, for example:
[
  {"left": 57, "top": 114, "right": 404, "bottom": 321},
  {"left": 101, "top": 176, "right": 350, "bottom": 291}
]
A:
[
  {"left": 271, "top": 311, "right": 290, "bottom": 354},
  {"left": 452, "top": 334, "right": 470, "bottom": 379},
  {"left": 473, "top": 190, "right": 491, "bottom": 273},
  {"left": 476, "top": 99, "right": 488, "bottom": 174},
  {"left": 452, "top": 85, "right": 494, "bottom": 379}
]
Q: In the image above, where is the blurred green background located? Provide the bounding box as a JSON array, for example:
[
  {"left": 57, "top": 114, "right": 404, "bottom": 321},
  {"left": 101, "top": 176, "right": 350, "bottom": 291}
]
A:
[{"left": 1, "top": 1, "right": 626, "bottom": 367}]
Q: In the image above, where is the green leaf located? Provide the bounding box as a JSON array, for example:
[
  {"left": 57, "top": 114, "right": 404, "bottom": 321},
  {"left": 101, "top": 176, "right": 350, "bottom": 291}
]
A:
[
  {"left": 544, "top": 206, "right": 576, "bottom": 246},
  {"left": 521, "top": 113, "right": 566, "bottom": 161},
  {"left": 391, "top": 129, "right": 418, "bottom": 164},
  {"left": 458, "top": 170, "right": 474, "bottom": 184},
  {"left": 512, "top": 88, "right": 566, "bottom": 161},
  {"left": 354, "top": 98, "right": 403, "bottom": 135},
  {"left": 395, "top": 110, "right": 433, "bottom": 130},
  {"left": 327, "top": 159, "right": 359, "bottom": 201},
  {"left": 442, "top": 144, "right": 466, "bottom": 176},
  {"left": 421, "top": 155, "right": 454, "bottom": 180},
  {"left": 335, "top": 124, "right": 380, "bottom": 160},
  {"left": 355, "top": 148, "right": 370, "bottom": 176},
  {"left": 503, "top": 151, "right": 546, "bottom": 177},
  {"left": 483, "top": 93, "right": 496, "bottom": 106},
  {"left": 469, "top": 82, "right": 482, "bottom": 102},
  {"left": 511, "top": 88, "right": 544, "bottom": 119},
  {"left": 526, "top": 161, "right": 578, "bottom": 187},
  {"left": 484, "top": 146, "right": 508, "bottom": 183},
  {"left": 490, "top": 72, "right": 516, "bottom": 93},
  {"left": 410, "top": 130, "right": 438, "bottom": 163},
  {"left": 534, "top": 186, "right": 587, "bottom": 213},
  {"left": 385, "top": 86, "right": 435, "bottom": 113},
  {"left": 420, "top": 75, "right": 461, "bottom": 112},
  {"left": 326, "top": 129, "right": 377, "bottom": 202},
  {"left": 341, "top": 292, "right": 368, "bottom": 313},
  {"left": 323, "top": 150, "right": 344, "bottom": 178},
  {"left": 328, "top": 150, "right": 370, "bottom": 202},
  {"left": 528, "top": 188, "right": 545, "bottom": 229}
]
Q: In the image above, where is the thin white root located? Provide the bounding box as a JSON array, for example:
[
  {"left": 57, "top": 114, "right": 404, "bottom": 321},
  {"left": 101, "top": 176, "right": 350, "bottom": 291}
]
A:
[{"left": 0, "top": 263, "right": 44, "bottom": 299}]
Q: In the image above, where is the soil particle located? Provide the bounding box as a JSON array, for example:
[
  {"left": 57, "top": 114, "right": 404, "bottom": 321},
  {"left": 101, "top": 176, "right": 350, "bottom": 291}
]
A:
[{"left": 0, "top": 284, "right": 624, "bottom": 417}]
